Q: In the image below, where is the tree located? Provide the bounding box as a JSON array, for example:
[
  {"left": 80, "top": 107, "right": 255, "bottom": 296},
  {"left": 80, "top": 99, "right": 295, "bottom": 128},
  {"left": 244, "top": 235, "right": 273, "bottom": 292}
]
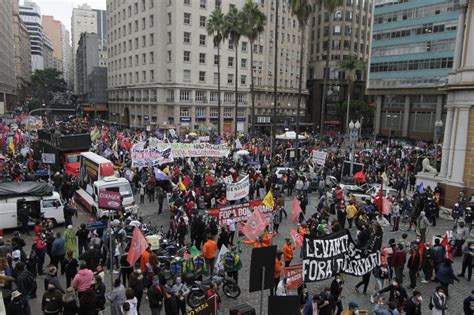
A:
[
  {"left": 30, "top": 68, "right": 67, "bottom": 109},
  {"left": 337, "top": 55, "right": 366, "bottom": 131},
  {"left": 290, "top": 0, "right": 315, "bottom": 152},
  {"left": 241, "top": 0, "right": 267, "bottom": 136},
  {"left": 318, "top": 0, "right": 344, "bottom": 134},
  {"left": 224, "top": 6, "right": 245, "bottom": 135},
  {"left": 335, "top": 99, "right": 373, "bottom": 127},
  {"left": 207, "top": 8, "right": 226, "bottom": 136}
]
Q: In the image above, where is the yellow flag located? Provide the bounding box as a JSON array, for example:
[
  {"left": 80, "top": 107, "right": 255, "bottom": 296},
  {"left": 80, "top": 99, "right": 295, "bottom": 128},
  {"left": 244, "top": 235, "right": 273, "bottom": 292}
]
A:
[
  {"left": 8, "top": 137, "right": 15, "bottom": 155},
  {"left": 262, "top": 190, "right": 274, "bottom": 210},
  {"left": 178, "top": 179, "right": 186, "bottom": 191}
]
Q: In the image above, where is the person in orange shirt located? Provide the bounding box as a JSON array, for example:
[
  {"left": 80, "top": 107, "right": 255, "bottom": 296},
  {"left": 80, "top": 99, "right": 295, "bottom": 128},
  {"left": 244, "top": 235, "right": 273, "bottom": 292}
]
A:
[
  {"left": 272, "top": 251, "right": 283, "bottom": 295},
  {"left": 283, "top": 239, "right": 295, "bottom": 267},
  {"left": 202, "top": 236, "right": 218, "bottom": 275},
  {"left": 140, "top": 246, "right": 151, "bottom": 273}
]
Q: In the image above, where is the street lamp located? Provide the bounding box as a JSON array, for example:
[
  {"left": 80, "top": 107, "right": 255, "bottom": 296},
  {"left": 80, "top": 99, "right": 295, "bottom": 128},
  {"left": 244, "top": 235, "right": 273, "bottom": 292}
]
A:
[
  {"left": 434, "top": 119, "right": 443, "bottom": 171},
  {"left": 349, "top": 120, "right": 361, "bottom": 177},
  {"left": 386, "top": 114, "right": 398, "bottom": 141}
]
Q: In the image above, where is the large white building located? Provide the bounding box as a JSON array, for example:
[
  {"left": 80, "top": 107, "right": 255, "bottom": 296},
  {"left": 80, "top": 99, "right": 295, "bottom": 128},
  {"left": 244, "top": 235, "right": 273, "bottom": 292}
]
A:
[
  {"left": 107, "top": 0, "right": 308, "bottom": 133},
  {"left": 19, "top": 1, "right": 45, "bottom": 71}
]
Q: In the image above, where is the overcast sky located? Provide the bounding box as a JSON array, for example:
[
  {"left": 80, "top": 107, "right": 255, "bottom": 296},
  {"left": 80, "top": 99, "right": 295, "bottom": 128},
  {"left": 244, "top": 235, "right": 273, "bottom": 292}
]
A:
[{"left": 22, "top": 0, "right": 106, "bottom": 31}]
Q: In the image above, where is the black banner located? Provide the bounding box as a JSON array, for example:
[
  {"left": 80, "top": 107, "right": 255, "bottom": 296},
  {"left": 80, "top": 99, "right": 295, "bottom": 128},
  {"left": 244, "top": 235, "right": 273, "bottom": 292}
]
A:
[{"left": 303, "top": 230, "right": 380, "bottom": 282}]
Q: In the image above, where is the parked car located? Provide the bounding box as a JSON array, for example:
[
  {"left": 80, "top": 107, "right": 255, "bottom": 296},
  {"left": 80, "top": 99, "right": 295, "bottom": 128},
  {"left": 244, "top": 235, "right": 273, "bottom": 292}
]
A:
[
  {"left": 338, "top": 184, "right": 371, "bottom": 203},
  {"left": 362, "top": 184, "right": 399, "bottom": 199}
]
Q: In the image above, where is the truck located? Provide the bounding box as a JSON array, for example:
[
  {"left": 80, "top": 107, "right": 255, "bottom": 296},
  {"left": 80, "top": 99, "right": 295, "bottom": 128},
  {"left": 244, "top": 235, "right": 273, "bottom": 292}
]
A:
[
  {"left": 0, "top": 182, "right": 65, "bottom": 230},
  {"left": 37, "top": 129, "right": 91, "bottom": 177},
  {"left": 74, "top": 152, "right": 137, "bottom": 217}
]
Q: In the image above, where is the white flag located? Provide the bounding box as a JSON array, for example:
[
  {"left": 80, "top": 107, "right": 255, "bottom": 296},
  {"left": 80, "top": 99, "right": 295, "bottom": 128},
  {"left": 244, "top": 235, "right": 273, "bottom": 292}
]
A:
[{"left": 214, "top": 245, "right": 230, "bottom": 273}]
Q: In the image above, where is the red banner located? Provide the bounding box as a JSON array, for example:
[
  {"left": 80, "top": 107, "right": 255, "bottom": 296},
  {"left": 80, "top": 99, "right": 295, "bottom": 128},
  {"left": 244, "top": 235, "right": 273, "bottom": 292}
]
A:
[
  {"left": 208, "top": 200, "right": 274, "bottom": 225},
  {"left": 284, "top": 265, "right": 304, "bottom": 289},
  {"left": 98, "top": 190, "right": 122, "bottom": 210}
]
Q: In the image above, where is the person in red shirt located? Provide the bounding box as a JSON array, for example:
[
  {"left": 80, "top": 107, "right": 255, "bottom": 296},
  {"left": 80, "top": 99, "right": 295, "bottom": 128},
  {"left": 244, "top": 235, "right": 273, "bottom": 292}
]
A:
[
  {"left": 206, "top": 282, "right": 221, "bottom": 310},
  {"left": 34, "top": 233, "right": 47, "bottom": 275}
]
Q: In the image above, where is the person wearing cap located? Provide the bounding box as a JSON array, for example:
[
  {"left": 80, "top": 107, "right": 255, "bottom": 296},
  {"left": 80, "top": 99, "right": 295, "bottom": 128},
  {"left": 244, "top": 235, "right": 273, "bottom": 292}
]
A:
[
  {"left": 6, "top": 290, "right": 29, "bottom": 315},
  {"left": 44, "top": 266, "right": 64, "bottom": 294},
  {"left": 63, "top": 225, "right": 78, "bottom": 259},
  {"left": 41, "top": 283, "right": 63, "bottom": 315},
  {"left": 404, "top": 290, "right": 422, "bottom": 315},
  {"left": 341, "top": 301, "right": 360, "bottom": 315}
]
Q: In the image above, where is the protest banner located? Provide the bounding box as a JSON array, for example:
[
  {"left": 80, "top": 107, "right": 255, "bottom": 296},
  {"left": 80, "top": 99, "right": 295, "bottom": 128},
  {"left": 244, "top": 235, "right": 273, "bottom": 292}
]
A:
[
  {"left": 226, "top": 175, "right": 249, "bottom": 201},
  {"left": 154, "top": 143, "right": 230, "bottom": 159},
  {"left": 98, "top": 190, "right": 122, "bottom": 210},
  {"left": 185, "top": 295, "right": 217, "bottom": 315},
  {"left": 207, "top": 200, "right": 274, "bottom": 225},
  {"left": 130, "top": 141, "right": 173, "bottom": 167},
  {"left": 303, "top": 230, "right": 380, "bottom": 282},
  {"left": 284, "top": 264, "right": 304, "bottom": 289},
  {"left": 311, "top": 150, "right": 328, "bottom": 166}
]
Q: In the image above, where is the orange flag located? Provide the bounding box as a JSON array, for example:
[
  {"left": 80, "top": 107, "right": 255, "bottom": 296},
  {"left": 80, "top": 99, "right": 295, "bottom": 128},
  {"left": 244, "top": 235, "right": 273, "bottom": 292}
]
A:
[{"left": 127, "top": 226, "right": 148, "bottom": 266}]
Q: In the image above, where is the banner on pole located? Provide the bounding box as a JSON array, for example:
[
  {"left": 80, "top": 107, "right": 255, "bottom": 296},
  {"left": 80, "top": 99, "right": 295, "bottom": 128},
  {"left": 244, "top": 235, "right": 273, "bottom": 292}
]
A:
[
  {"left": 284, "top": 265, "right": 304, "bottom": 289},
  {"left": 226, "top": 175, "right": 249, "bottom": 201},
  {"left": 207, "top": 200, "right": 274, "bottom": 225},
  {"left": 303, "top": 230, "right": 380, "bottom": 282}
]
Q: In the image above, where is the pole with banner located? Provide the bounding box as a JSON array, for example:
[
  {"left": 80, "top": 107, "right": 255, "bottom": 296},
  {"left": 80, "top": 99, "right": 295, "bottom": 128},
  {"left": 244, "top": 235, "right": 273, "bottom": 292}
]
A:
[{"left": 41, "top": 153, "right": 55, "bottom": 184}]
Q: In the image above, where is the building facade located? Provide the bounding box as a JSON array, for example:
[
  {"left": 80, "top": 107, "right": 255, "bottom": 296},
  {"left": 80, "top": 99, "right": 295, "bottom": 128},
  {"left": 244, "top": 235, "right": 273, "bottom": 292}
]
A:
[
  {"left": 307, "top": 0, "right": 373, "bottom": 132},
  {"left": 367, "top": 0, "right": 459, "bottom": 140},
  {"left": 107, "top": 0, "right": 308, "bottom": 133},
  {"left": 12, "top": 0, "right": 31, "bottom": 103},
  {"left": 42, "top": 15, "right": 71, "bottom": 83},
  {"left": 0, "top": 0, "right": 16, "bottom": 112},
  {"left": 43, "top": 33, "right": 54, "bottom": 69},
  {"left": 76, "top": 33, "right": 102, "bottom": 100},
  {"left": 19, "top": 1, "right": 46, "bottom": 72}
]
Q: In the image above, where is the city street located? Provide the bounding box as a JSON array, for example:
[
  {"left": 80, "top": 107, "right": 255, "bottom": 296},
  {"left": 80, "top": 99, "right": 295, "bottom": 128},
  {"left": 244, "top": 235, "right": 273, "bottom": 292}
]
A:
[{"left": 4, "top": 191, "right": 471, "bottom": 315}]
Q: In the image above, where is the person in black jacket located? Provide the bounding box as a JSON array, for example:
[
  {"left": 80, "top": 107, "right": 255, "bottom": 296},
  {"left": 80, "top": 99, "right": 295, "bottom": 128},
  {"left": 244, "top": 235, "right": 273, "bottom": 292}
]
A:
[
  {"left": 76, "top": 224, "right": 89, "bottom": 256},
  {"left": 93, "top": 275, "right": 106, "bottom": 312},
  {"left": 148, "top": 276, "right": 164, "bottom": 315},
  {"left": 129, "top": 268, "right": 145, "bottom": 313},
  {"left": 42, "top": 283, "right": 63, "bottom": 315},
  {"left": 330, "top": 273, "right": 344, "bottom": 315},
  {"left": 164, "top": 287, "right": 179, "bottom": 315},
  {"left": 14, "top": 262, "right": 35, "bottom": 305},
  {"left": 6, "top": 291, "right": 29, "bottom": 315},
  {"left": 63, "top": 250, "right": 78, "bottom": 287},
  {"left": 79, "top": 244, "right": 101, "bottom": 271},
  {"left": 404, "top": 290, "right": 422, "bottom": 315},
  {"left": 463, "top": 290, "right": 474, "bottom": 315}
]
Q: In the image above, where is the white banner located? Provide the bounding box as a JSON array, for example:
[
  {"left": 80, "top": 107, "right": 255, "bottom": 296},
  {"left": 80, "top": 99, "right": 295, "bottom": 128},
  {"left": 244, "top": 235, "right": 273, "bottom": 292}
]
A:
[
  {"left": 312, "top": 150, "right": 328, "bottom": 166},
  {"left": 131, "top": 141, "right": 173, "bottom": 167},
  {"left": 226, "top": 175, "right": 250, "bottom": 201},
  {"left": 154, "top": 143, "right": 230, "bottom": 159}
]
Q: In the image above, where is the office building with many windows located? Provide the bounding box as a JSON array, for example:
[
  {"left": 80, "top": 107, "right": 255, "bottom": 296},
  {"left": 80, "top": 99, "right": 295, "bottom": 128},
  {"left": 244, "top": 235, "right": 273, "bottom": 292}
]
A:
[
  {"left": 367, "top": 0, "right": 459, "bottom": 140},
  {"left": 107, "top": 0, "right": 307, "bottom": 133}
]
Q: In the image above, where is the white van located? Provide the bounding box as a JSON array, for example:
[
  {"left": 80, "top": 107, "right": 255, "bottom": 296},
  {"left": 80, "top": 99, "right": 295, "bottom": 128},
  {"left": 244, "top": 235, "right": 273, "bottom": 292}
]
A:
[{"left": 0, "top": 183, "right": 65, "bottom": 230}]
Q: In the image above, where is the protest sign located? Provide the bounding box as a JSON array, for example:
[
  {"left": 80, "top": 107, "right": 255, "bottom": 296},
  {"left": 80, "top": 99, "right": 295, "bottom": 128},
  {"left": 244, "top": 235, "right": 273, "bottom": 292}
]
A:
[
  {"left": 226, "top": 175, "right": 249, "bottom": 201},
  {"left": 130, "top": 141, "right": 173, "bottom": 167},
  {"left": 207, "top": 200, "right": 274, "bottom": 225},
  {"left": 303, "top": 230, "right": 380, "bottom": 282},
  {"left": 154, "top": 143, "right": 230, "bottom": 158},
  {"left": 284, "top": 265, "right": 304, "bottom": 289},
  {"left": 311, "top": 150, "right": 328, "bottom": 166}
]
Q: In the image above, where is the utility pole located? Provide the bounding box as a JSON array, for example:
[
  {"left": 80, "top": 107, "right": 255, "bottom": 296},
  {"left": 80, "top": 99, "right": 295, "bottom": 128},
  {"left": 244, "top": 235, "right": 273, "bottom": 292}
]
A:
[{"left": 270, "top": 0, "right": 279, "bottom": 157}]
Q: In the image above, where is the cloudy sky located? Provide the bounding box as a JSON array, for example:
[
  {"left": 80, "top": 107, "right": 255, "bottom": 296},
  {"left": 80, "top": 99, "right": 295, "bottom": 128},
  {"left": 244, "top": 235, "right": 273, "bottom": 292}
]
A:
[{"left": 22, "top": 0, "right": 106, "bottom": 31}]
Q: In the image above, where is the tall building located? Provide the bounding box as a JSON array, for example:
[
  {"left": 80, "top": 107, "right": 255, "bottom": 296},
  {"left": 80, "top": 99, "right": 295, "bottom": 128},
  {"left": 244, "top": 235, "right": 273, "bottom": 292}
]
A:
[
  {"left": 64, "top": 29, "right": 73, "bottom": 88},
  {"left": 367, "top": 0, "right": 459, "bottom": 140},
  {"left": 12, "top": 0, "right": 31, "bottom": 103},
  {"left": 42, "top": 15, "right": 71, "bottom": 84},
  {"left": 19, "top": 1, "right": 46, "bottom": 71},
  {"left": 76, "top": 32, "right": 105, "bottom": 101},
  {"left": 307, "top": 0, "right": 373, "bottom": 132},
  {"left": 0, "top": 0, "right": 16, "bottom": 112},
  {"left": 107, "top": 0, "right": 308, "bottom": 132},
  {"left": 43, "top": 33, "right": 54, "bottom": 69},
  {"left": 71, "top": 4, "right": 107, "bottom": 93}
]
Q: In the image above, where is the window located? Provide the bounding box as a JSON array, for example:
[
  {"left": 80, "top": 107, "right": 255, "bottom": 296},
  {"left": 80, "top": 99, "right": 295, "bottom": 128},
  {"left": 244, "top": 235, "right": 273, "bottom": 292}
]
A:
[
  {"left": 179, "top": 90, "right": 191, "bottom": 101},
  {"left": 168, "top": 32, "right": 172, "bottom": 43},
  {"left": 183, "top": 70, "right": 191, "bottom": 82},
  {"left": 210, "top": 107, "right": 218, "bottom": 117},
  {"left": 150, "top": 33, "right": 154, "bottom": 46},
  {"left": 213, "top": 73, "right": 219, "bottom": 84},
  {"left": 150, "top": 51, "right": 154, "bottom": 64},
  {"left": 199, "top": 53, "right": 206, "bottom": 64},
  {"left": 228, "top": 57, "right": 234, "bottom": 67},
  {"left": 210, "top": 92, "right": 218, "bottom": 101},
  {"left": 184, "top": 13, "right": 191, "bottom": 25},
  {"left": 241, "top": 58, "right": 247, "bottom": 68},
  {"left": 224, "top": 107, "right": 233, "bottom": 117},
  {"left": 241, "top": 42, "right": 248, "bottom": 52},
  {"left": 184, "top": 0, "right": 191, "bottom": 5},
  {"left": 199, "top": 34, "right": 206, "bottom": 46},
  {"left": 200, "top": 0, "right": 206, "bottom": 8},
  {"left": 195, "top": 91, "right": 206, "bottom": 101},
  {"left": 183, "top": 51, "right": 191, "bottom": 62},
  {"left": 227, "top": 74, "right": 234, "bottom": 84},
  {"left": 195, "top": 107, "right": 206, "bottom": 117},
  {"left": 167, "top": 69, "right": 171, "bottom": 81},
  {"left": 240, "top": 75, "right": 247, "bottom": 85},
  {"left": 334, "top": 25, "right": 341, "bottom": 34},
  {"left": 214, "top": 55, "right": 219, "bottom": 65},
  {"left": 184, "top": 32, "right": 191, "bottom": 43},
  {"left": 180, "top": 107, "right": 190, "bottom": 117},
  {"left": 142, "top": 53, "right": 147, "bottom": 64},
  {"left": 228, "top": 42, "right": 234, "bottom": 50},
  {"left": 150, "top": 70, "right": 154, "bottom": 81},
  {"left": 199, "top": 71, "right": 206, "bottom": 82},
  {"left": 200, "top": 16, "right": 206, "bottom": 27},
  {"left": 149, "top": 15, "right": 154, "bottom": 27},
  {"left": 168, "top": 13, "right": 172, "bottom": 25}
]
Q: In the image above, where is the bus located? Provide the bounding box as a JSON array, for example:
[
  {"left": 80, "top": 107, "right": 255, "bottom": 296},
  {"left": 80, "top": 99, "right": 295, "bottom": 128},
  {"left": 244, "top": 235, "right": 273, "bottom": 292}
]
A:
[{"left": 78, "top": 152, "right": 115, "bottom": 190}]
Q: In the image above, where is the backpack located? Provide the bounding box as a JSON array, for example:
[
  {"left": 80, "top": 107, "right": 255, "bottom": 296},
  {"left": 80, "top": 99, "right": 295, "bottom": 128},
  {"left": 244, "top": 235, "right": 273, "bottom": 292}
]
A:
[
  {"left": 170, "top": 258, "right": 186, "bottom": 276},
  {"left": 223, "top": 252, "right": 241, "bottom": 272}
]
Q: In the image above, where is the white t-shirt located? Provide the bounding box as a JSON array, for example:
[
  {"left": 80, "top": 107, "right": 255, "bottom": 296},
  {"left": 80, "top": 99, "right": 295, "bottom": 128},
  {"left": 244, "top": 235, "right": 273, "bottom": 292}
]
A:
[{"left": 226, "top": 218, "right": 236, "bottom": 232}]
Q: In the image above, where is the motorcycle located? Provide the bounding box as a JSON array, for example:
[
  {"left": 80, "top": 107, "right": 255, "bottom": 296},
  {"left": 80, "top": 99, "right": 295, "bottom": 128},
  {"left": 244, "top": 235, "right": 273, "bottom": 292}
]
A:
[{"left": 187, "top": 270, "right": 241, "bottom": 308}]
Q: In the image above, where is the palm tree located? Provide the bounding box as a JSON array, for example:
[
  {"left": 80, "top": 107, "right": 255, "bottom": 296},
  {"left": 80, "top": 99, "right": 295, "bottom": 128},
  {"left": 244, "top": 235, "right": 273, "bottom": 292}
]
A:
[
  {"left": 337, "top": 55, "right": 366, "bottom": 131},
  {"left": 241, "top": 0, "right": 267, "bottom": 136},
  {"left": 207, "top": 8, "right": 225, "bottom": 136},
  {"left": 318, "top": 0, "right": 343, "bottom": 134},
  {"left": 224, "top": 6, "right": 245, "bottom": 136},
  {"left": 290, "top": 0, "right": 315, "bottom": 152}
]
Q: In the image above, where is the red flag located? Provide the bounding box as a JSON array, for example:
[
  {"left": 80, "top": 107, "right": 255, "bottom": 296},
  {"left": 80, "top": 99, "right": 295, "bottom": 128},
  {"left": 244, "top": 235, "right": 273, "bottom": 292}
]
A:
[
  {"left": 382, "top": 197, "right": 392, "bottom": 215},
  {"left": 352, "top": 170, "right": 366, "bottom": 183},
  {"left": 241, "top": 209, "right": 268, "bottom": 241},
  {"left": 127, "top": 226, "right": 148, "bottom": 266},
  {"left": 290, "top": 228, "right": 303, "bottom": 247},
  {"left": 292, "top": 197, "right": 302, "bottom": 224},
  {"left": 28, "top": 152, "right": 34, "bottom": 171},
  {"left": 440, "top": 234, "right": 454, "bottom": 262}
]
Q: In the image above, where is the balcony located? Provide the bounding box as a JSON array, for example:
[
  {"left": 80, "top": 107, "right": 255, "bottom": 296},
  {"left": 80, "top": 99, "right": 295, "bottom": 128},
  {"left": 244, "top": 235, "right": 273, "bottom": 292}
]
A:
[{"left": 150, "top": 97, "right": 157, "bottom": 102}]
